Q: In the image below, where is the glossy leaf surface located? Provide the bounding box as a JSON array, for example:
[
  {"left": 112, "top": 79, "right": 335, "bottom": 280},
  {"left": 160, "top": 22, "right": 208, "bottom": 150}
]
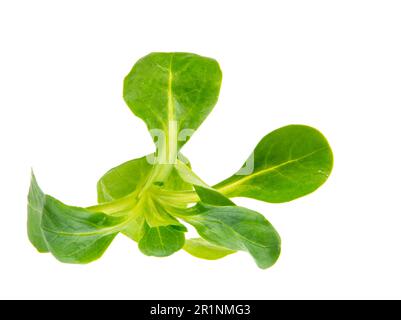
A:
[
  {"left": 185, "top": 205, "right": 281, "bottom": 269},
  {"left": 42, "top": 196, "right": 125, "bottom": 263},
  {"left": 194, "top": 185, "right": 235, "bottom": 206},
  {"left": 138, "top": 224, "right": 185, "bottom": 257},
  {"left": 215, "top": 125, "right": 333, "bottom": 203},
  {"left": 184, "top": 238, "right": 235, "bottom": 260},
  {"left": 182, "top": 187, "right": 281, "bottom": 269},
  {"left": 123, "top": 52, "right": 222, "bottom": 150},
  {"left": 27, "top": 173, "right": 49, "bottom": 253}
]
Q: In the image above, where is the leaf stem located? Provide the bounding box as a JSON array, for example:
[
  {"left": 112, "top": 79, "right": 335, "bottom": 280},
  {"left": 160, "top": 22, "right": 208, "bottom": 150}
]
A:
[
  {"left": 156, "top": 189, "right": 199, "bottom": 204},
  {"left": 86, "top": 193, "right": 137, "bottom": 214}
]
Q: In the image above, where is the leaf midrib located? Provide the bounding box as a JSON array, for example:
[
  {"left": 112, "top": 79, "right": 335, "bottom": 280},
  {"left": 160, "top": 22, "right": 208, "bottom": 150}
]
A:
[
  {"left": 217, "top": 146, "right": 328, "bottom": 194},
  {"left": 167, "top": 54, "right": 174, "bottom": 124},
  {"left": 41, "top": 226, "right": 119, "bottom": 237},
  {"left": 190, "top": 215, "right": 277, "bottom": 250},
  {"left": 156, "top": 227, "right": 166, "bottom": 252}
]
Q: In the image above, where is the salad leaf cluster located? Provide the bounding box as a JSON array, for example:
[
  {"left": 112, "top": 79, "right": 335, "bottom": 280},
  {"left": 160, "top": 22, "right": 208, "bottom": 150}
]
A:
[{"left": 28, "top": 52, "right": 333, "bottom": 269}]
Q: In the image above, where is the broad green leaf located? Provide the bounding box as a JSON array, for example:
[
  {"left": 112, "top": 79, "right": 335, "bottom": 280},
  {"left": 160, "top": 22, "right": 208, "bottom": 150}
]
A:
[
  {"left": 27, "top": 172, "right": 49, "bottom": 253},
  {"left": 184, "top": 205, "right": 281, "bottom": 269},
  {"left": 138, "top": 224, "right": 185, "bottom": 257},
  {"left": 184, "top": 238, "right": 235, "bottom": 260},
  {"left": 214, "top": 125, "right": 333, "bottom": 203},
  {"left": 123, "top": 52, "right": 222, "bottom": 151},
  {"left": 41, "top": 196, "right": 125, "bottom": 264}
]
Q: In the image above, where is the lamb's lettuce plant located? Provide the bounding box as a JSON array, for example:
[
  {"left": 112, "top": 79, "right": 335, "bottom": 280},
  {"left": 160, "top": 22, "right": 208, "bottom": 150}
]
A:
[{"left": 28, "top": 52, "right": 333, "bottom": 269}]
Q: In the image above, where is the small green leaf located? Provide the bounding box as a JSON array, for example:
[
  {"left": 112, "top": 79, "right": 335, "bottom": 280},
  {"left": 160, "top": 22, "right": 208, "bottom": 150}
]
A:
[
  {"left": 174, "top": 160, "right": 209, "bottom": 187},
  {"left": 27, "top": 172, "right": 49, "bottom": 253},
  {"left": 123, "top": 52, "right": 222, "bottom": 150},
  {"left": 41, "top": 196, "right": 125, "bottom": 264},
  {"left": 184, "top": 205, "right": 281, "bottom": 269},
  {"left": 97, "top": 155, "right": 152, "bottom": 203},
  {"left": 97, "top": 154, "right": 192, "bottom": 203},
  {"left": 194, "top": 185, "right": 235, "bottom": 206},
  {"left": 184, "top": 238, "right": 235, "bottom": 260},
  {"left": 138, "top": 224, "right": 185, "bottom": 257},
  {"left": 215, "top": 125, "right": 333, "bottom": 203}
]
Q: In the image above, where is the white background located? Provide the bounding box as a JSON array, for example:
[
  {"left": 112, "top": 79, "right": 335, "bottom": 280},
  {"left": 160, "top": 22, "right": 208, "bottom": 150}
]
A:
[{"left": 1, "top": 0, "right": 400, "bottom": 300}]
